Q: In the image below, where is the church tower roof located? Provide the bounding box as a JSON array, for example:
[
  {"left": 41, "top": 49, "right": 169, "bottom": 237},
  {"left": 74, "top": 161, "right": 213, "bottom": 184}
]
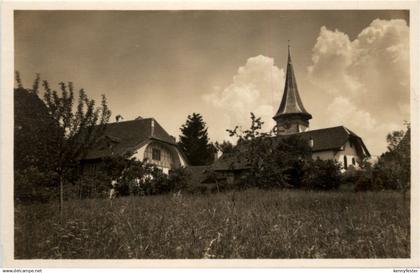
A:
[{"left": 273, "top": 45, "right": 312, "bottom": 121}]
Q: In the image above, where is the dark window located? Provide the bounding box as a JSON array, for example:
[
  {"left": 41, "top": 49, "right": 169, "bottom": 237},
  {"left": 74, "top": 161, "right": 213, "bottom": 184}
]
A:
[
  {"left": 152, "top": 148, "right": 161, "bottom": 161},
  {"left": 344, "top": 155, "right": 348, "bottom": 169},
  {"left": 352, "top": 157, "right": 356, "bottom": 165}
]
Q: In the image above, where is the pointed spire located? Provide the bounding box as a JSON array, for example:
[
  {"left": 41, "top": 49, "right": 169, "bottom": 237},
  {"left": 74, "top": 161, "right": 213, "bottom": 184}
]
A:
[{"left": 273, "top": 43, "right": 311, "bottom": 120}]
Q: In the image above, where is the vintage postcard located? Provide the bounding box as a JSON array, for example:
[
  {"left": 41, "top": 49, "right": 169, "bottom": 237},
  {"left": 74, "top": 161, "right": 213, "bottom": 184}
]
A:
[{"left": 1, "top": 0, "right": 419, "bottom": 268}]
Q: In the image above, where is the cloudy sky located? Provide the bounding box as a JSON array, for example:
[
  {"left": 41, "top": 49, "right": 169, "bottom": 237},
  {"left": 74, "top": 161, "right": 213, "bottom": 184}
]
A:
[{"left": 15, "top": 10, "right": 410, "bottom": 156}]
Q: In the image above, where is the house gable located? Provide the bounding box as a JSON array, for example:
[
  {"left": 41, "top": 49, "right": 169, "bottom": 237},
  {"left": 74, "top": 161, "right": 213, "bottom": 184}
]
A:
[
  {"left": 84, "top": 118, "right": 175, "bottom": 160},
  {"left": 82, "top": 118, "right": 188, "bottom": 170}
]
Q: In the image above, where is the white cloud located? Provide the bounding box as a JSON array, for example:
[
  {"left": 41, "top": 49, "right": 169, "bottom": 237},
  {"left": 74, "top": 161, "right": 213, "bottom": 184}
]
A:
[
  {"left": 325, "top": 96, "right": 402, "bottom": 156},
  {"left": 203, "top": 55, "right": 285, "bottom": 141},
  {"left": 326, "top": 96, "right": 377, "bottom": 130},
  {"left": 309, "top": 19, "right": 409, "bottom": 155}
]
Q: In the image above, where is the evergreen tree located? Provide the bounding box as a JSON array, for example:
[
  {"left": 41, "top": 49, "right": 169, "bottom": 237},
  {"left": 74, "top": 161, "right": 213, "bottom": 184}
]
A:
[{"left": 178, "top": 113, "right": 215, "bottom": 166}]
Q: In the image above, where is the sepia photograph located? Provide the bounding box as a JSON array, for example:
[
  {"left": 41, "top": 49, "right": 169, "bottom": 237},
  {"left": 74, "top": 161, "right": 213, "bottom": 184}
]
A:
[{"left": 1, "top": 1, "right": 419, "bottom": 268}]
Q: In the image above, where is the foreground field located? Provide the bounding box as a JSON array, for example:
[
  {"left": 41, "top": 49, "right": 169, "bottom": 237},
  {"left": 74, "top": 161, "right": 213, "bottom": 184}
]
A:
[{"left": 15, "top": 189, "right": 410, "bottom": 259}]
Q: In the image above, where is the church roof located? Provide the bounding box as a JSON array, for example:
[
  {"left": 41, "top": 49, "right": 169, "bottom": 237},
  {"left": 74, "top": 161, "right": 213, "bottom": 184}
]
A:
[
  {"left": 284, "top": 126, "right": 370, "bottom": 157},
  {"left": 273, "top": 46, "right": 312, "bottom": 120},
  {"left": 83, "top": 118, "right": 177, "bottom": 160}
]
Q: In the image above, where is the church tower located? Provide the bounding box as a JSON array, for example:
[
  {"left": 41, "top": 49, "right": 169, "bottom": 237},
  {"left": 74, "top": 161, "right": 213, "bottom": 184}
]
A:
[{"left": 273, "top": 45, "right": 312, "bottom": 135}]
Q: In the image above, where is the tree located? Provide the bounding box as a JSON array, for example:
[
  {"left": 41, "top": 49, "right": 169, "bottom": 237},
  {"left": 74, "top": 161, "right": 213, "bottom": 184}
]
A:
[
  {"left": 14, "top": 74, "right": 63, "bottom": 202},
  {"left": 15, "top": 74, "right": 60, "bottom": 172},
  {"left": 178, "top": 113, "right": 216, "bottom": 166},
  {"left": 377, "top": 123, "right": 410, "bottom": 197},
  {"left": 301, "top": 159, "right": 342, "bottom": 190},
  {"left": 215, "top": 140, "right": 235, "bottom": 154},
  {"left": 227, "top": 113, "right": 312, "bottom": 189},
  {"left": 15, "top": 72, "right": 111, "bottom": 219}
]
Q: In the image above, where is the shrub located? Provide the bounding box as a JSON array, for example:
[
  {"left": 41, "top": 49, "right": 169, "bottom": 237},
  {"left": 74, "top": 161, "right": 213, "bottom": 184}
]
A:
[
  {"left": 301, "top": 159, "right": 342, "bottom": 190},
  {"left": 117, "top": 164, "right": 190, "bottom": 196},
  {"left": 168, "top": 167, "right": 190, "bottom": 191},
  {"left": 14, "top": 167, "right": 58, "bottom": 203},
  {"left": 352, "top": 160, "right": 405, "bottom": 192},
  {"left": 75, "top": 172, "right": 112, "bottom": 199}
]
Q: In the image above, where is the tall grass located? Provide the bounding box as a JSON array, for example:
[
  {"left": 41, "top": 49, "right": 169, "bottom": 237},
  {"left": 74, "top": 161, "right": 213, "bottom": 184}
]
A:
[{"left": 15, "top": 189, "right": 410, "bottom": 259}]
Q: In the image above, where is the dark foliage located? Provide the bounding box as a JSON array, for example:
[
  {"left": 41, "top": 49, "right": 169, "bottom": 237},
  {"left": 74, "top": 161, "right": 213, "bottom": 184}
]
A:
[
  {"left": 178, "top": 113, "right": 216, "bottom": 166},
  {"left": 301, "top": 159, "right": 342, "bottom": 190},
  {"left": 14, "top": 168, "right": 58, "bottom": 203},
  {"left": 227, "top": 113, "right": 313, "bottom": 189},
  {"left": 215, "top": 140, "right": 235, "bottom": 154},
  {"left": 14, "top": 73, "right": 111, "bottom": 208},
  {"left": 351, "top": 125, "right": 410, "bottom": 193},
  {"left": 14, "top": 75, "right": 62, "bottom": 202},
  {"left": 85, "top": 154, "right": 190, "bottom": 197},
  {"left": 380, "top": 125, "right": 410, "bottom": 193},
  {"left": 14, "top": 81, "right": 61, "bottom": 172}
]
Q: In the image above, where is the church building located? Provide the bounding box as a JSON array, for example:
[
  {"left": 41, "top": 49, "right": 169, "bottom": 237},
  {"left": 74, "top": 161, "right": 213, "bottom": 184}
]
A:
[
  {"left": 272, "top": 46, "right": 370, "bottom": 170},
  {"left": 211, "top": 46, "right": 370, "bottom": 178}
]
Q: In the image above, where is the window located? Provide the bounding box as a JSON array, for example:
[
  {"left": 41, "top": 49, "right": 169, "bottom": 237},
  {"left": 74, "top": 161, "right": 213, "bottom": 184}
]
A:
[
  {"left": 352, "top": 157, "right": 356, "bottom": 165},
  {"left": 152, "top": 148, "right": 161, "bottom": 161},
  {"left": 344, "top": 155, "right": 348, "bottom": 169},
  {"left": 144, "top": 143, "right": 173, "bottom": 168}
]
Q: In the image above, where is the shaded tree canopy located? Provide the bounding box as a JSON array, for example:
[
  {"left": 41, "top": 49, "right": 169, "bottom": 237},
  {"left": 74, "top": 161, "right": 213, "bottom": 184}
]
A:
[
  {"left": 378, "top": 124, "right": 410, "bottom": 192},
  {"left": 178, "top": 113, "right": 216, "bottom": 166},
  {"left": 215, "top": 140, "right": 235, "bottom": 154},
  {"left": 227, "top": 113, "right": 315, "bottom": 189},
  {"left": 14, "top": 74, "right": 61, "bottom": 173}
]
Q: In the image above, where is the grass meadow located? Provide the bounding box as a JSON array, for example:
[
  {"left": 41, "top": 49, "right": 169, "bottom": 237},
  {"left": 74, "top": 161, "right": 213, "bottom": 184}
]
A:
[{"left": 15, "top": 189, "right": 410, "bottom": 259}]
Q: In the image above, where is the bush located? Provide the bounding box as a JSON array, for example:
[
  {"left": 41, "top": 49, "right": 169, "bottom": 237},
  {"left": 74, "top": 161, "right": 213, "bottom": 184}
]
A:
[
  {"left": 352, "top": 161, "right": 404, "bottom": 192},
  {"left": 167, "top": 167, "right": 190, "bottom": 192},
  {"left": 301, "top": 159, "right": 342, "bottom": 190},
  {"left": 14, "top": 167, "right": 58, "bottom": 203},
  {"left": 117, "top": 164, "right": 190, "bottom": 196},
  {"left": 74, "top": 172, "right": 112, "bottom": 199}
]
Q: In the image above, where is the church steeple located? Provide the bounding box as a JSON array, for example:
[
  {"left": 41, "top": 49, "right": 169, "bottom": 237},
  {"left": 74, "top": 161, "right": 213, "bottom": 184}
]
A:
[{"left": 273, "top": 44, "right": 312, "bottom": 135}]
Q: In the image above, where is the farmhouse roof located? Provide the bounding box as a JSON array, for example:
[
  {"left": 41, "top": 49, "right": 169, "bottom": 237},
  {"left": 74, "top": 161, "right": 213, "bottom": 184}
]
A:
[
  {"left": 273, "top": 45, "right": 312, "bottom": 121},
  {"left": 83, "top": 118, "right": 177, "bottom": 160}
]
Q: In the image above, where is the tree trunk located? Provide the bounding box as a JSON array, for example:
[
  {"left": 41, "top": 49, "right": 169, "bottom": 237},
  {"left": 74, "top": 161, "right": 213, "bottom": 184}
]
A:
[
  {"left": 215, "top": 180, "right": 220, "bottom": 193},
  {"left": 79, "top": 179, "right": 82, "bottom": 200},
  {"left": 60, "top": 176, "right": 64, "bottom": 223}
]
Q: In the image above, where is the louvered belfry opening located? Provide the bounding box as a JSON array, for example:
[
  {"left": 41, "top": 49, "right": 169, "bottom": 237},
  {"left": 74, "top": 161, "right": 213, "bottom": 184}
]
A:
[{"left": 273, "top": 45, "right": 312, "bottom": 135}]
